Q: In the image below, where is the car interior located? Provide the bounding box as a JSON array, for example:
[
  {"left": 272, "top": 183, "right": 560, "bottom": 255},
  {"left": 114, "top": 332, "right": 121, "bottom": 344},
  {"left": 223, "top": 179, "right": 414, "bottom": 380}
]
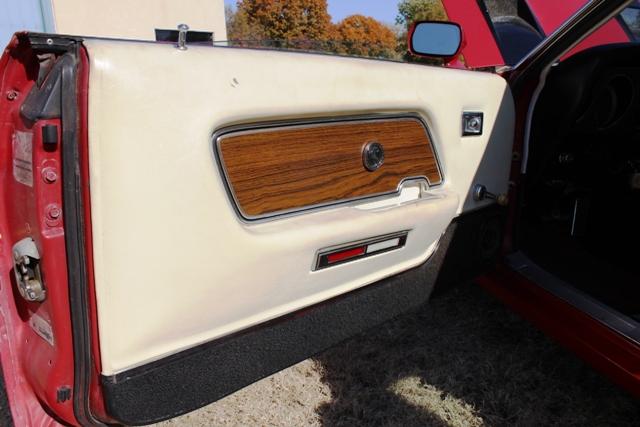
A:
[
  {"left": 518, "top": 43, "right": 640, "bottom": 331},
  {"left": 491, "top": 15, "right": 544, "bottom": 66}
]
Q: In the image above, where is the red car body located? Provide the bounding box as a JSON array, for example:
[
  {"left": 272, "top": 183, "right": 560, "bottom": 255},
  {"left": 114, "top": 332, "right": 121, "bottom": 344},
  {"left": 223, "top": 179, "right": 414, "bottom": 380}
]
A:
[
  {"left": 0, "top": 39, "right": 87, "bottom": 425},
  {"left": 445, "top": 0, "right": 631, "bottom": 69},
  {"left": 0, "top": 1, "right": 638, "bottom": 425}
]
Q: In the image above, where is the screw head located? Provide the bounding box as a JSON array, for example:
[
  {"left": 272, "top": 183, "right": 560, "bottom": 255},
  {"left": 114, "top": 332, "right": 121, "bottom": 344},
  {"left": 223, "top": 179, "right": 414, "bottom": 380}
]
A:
[
  {"left": 42, "top": 167, "right": 58, "bottom": 183},
  {"left": 6, "top": 90, "right": 18, "bottom": 100},
  {"left": 48, "top": 207, "right": 60, "bottom": 219},
  {"left": 45, "top": 204, "right": 62, "bottom": 227}
]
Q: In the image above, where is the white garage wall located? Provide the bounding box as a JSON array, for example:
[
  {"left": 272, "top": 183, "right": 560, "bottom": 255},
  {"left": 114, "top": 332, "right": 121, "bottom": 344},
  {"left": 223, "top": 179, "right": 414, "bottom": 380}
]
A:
[
  {"left": 0, "top": 0, "right": 55, "bottom": 48},
  {"left": 51, "top": 0, "right": 227, "bottom": 41},
  {"left": 0, "top": 0, "right": 227, "bottom": 49}
]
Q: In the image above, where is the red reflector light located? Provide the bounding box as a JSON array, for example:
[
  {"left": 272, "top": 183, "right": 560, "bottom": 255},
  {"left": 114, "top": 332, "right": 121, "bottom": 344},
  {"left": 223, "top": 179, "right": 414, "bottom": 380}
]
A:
[
  {"left": 326, "top": 246, "right": 366, "bottom": 264},
  {"left": 315, "top": 231, "right": 408, "bottom": 270}
]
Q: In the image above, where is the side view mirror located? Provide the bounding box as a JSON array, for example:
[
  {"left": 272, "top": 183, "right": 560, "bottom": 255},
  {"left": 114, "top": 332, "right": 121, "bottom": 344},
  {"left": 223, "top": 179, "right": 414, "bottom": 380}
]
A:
[{"left": 409, "top": 21, "right": 462, "bottom": 58}]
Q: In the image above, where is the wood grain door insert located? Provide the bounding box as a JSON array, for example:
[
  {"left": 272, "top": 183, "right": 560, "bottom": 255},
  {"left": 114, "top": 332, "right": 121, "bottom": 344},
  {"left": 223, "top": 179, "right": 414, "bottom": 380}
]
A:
[{"left": 216, "top": 116, "right": 442, "bottom": 219}]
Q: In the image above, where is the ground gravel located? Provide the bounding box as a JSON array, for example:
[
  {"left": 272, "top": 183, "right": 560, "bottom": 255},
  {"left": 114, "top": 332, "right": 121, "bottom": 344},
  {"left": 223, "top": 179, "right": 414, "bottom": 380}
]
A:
[{"left": 158, "top": 283, "right": 640, "bottom": 426}]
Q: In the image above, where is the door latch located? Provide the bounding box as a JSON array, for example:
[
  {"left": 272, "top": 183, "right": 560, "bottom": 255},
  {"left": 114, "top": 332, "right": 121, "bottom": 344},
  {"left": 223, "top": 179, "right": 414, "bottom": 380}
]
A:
[{"left": 12, "top": 238, "right": 46, "bottom": 302}]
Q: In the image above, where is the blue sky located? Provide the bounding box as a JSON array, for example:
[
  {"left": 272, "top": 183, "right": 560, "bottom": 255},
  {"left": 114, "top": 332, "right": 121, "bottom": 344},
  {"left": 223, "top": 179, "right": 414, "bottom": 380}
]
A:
[{"left": 224, "top": 0, "right": 400, "bottom": 25}]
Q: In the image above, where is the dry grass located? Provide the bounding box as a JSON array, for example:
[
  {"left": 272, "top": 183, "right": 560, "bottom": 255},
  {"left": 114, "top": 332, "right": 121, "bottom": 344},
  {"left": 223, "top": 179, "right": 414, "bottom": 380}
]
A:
[
  {"left": 158, "top": 359, "right": 331, "bottom": 426},
  {"left": 159, "top": 283, "right": 640, "bottom": 426}
]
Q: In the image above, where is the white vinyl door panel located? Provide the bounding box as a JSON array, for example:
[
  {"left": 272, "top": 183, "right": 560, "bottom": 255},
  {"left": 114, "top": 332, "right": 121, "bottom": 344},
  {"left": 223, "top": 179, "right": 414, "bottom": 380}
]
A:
[{"left": 84, "top": 39, "right": 514, "bottom": 374}]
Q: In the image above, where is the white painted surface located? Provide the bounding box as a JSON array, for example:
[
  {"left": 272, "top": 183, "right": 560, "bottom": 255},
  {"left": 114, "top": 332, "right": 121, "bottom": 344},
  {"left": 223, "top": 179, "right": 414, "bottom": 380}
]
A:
[
  {"left": 51, "top": 0, "right": 227, "bottom": 41},
  {"left": 366, "top": 239, "right": 401, "bottom": 254},
  {"left": 84, "top": 39, "right": 514, "bottom": 374}
]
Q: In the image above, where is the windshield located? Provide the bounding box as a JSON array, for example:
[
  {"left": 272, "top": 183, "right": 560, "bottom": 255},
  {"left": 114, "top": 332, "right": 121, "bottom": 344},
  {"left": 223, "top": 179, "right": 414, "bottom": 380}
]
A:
[
  {"left": 223, "top": 0, "right": 453, "bottom": 63},
  {"left": 221, "top": 1, "right": 637, "bottom": 67},
  {"left": 620, "top": 1, "right": 640, "bottom": 40},
  {"left": 485, "top": 0, "right": 639, "bottom": 66}
]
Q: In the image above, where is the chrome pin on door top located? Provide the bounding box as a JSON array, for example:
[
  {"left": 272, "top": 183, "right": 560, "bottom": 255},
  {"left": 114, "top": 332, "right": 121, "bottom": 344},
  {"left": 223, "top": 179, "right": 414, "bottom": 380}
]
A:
[{"left": 177, "top": 24, "right": 189, "bottom": 50}]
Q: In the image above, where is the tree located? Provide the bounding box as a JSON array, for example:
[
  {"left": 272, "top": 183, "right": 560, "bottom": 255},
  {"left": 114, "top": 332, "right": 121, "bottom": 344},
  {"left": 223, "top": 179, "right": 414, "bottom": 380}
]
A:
[
  {"left": 333, "top": 15, "right": 398, "bottom": 59},
  {"left": 226, "top": 4, "right": 264, "bottom": 42},
  {"left": 227, "top": 0, "right": 333, "bottom": 45},
  {"left": 395, "top": 0, "right": 448, "bottom": 63},
  {"left": 226, "top": 1, "right": 400, "bottom": 59},
  {"left": 395, "top": 0, "right": 447, "bottom": 28}
]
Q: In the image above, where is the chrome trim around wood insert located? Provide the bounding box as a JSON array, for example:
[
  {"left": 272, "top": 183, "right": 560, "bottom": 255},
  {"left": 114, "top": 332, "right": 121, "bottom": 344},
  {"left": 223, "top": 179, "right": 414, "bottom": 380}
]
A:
[{"left": 212, "top": 113, "right": 444, "bottom": 222}]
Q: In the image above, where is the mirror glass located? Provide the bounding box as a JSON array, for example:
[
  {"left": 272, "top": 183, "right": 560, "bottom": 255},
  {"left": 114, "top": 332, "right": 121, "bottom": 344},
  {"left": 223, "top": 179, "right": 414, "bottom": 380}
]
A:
[{"left": 411, "top": 22, "right": 461, "bottom": 57}]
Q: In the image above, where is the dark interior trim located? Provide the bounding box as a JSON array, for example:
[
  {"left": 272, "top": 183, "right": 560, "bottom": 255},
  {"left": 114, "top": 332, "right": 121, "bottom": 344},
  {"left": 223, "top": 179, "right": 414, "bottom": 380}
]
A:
[
  {"left": 154, "top": 29, "right": 213, "bottom": 44},
  {"left": 510, "top": 0, "right": 630, "bottom": 94},
  {"left": 615, "top": 14, "right": 636, "bottom": 41},
  {"left": 507, "top": 252, "right": 640, "bottom": 345}
]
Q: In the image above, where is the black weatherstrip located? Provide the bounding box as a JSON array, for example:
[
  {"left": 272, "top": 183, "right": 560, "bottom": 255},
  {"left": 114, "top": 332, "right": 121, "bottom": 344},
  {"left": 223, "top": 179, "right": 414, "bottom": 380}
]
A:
[
  {"left": 20, "top": 33, "right": 104, "bottom": 426},
  {"left": 57, "top": 38, "right": 102, "bottom": 426}
]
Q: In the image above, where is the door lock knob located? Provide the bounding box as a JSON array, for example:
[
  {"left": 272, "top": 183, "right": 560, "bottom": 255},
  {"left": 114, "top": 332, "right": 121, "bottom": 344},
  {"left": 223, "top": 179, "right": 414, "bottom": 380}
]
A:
[{"left": 473, "top": 184, "right": 508, "bottom": 206}]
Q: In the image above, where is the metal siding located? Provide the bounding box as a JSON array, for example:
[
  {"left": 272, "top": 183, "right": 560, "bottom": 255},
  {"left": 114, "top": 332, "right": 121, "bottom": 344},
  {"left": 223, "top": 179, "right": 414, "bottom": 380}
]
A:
[{"left": 0, "top": 0, "right": 48, "bottom": 48}]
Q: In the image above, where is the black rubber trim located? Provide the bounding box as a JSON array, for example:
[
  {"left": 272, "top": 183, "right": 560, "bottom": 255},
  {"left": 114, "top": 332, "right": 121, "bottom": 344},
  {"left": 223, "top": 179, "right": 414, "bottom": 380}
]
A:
[
  {"left": 21, "top": 33, "right": 105, "bottom": 426},
  {"left": 615, "top": 14, "right": 636, "bottom": 42},
  {"left": 433, "top": 205, "right": 506, "bottom": 295},
  {"left": 19, "top": 54, "right": 65, "bottom": 122},
  {"left": 154, "top": 29, "right": 213, "bottom": 44},
  {"left": 517, "top": 0, "right": 544, "bottom": 34},
  {"left": 100, "top": 220, "right": 461, "bottom": 425},
  {"left": 509, "top": 0, "right": 630, "bottom": 94},
  {"left": 58, "top": 44, "right": 98, "bottom": 427},
  {"left": 475, "top": 0, "right": 504, "bottom": 61}
]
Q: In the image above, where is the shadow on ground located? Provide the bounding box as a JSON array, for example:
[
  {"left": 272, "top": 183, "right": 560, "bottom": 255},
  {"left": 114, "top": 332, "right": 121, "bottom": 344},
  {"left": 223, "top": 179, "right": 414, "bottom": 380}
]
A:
[{"left": 315, "top": 283, "right": 640, "bottom": 426}]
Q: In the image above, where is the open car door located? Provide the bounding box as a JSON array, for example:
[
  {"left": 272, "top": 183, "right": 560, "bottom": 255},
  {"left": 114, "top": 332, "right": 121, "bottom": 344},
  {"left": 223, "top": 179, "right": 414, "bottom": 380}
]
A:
[{"left": 0, "top": 33, "right": 514, "bottom": 425}]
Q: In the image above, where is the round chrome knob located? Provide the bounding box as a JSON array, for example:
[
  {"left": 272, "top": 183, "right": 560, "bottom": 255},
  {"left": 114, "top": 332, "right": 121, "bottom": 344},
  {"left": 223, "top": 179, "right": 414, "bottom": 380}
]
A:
[{"left": 362, "top": 141, "right": 384, "bottom": 172}]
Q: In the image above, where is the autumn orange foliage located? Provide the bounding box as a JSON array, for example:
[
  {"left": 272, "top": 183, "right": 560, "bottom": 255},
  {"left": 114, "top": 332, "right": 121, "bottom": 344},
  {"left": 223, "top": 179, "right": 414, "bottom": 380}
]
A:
[
  {"left": 227, "top": 0, "right": 399, "bottom": 58},
  {"left": 229, "top": 0, "right": 333, "bottom": 42},
  {"left": 333, "top": 15, "right": 397, "bottom": 58}
]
